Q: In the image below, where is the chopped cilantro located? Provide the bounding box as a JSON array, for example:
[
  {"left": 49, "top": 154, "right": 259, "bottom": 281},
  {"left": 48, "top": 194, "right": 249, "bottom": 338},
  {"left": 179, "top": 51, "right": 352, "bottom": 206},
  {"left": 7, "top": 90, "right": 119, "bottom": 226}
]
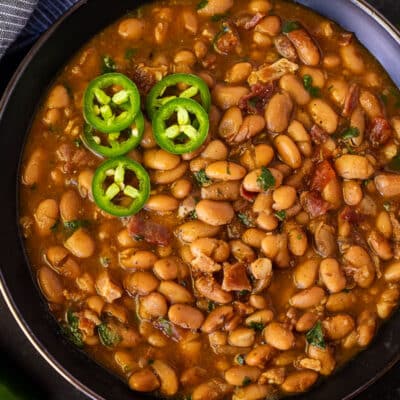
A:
[
  {"left": 248, "top": 321, "right": 264, "bottom": 332},
  {"left": 341, "top": 126, "right": 359, "bottom": 140},
  {"left": 237, "top": 213, "right": 255, "bottom": 227},
  {"left": 102, "top": 55, "right": 116, "bottom": 74},
  {"left": 303, "top": 74, "right": 320, "bottom": 97},
  {"left": 363, "top": 179, "right": 371, "bottom": 187},
  {"left": 282, "top": 20, "right": 300, "bottom": 33},
  {"left": 388, "top": 153, "right": 400, "bottom": 171},
  {"left": 305, "top": 321, "right": 326, "bottom": 349},
  {"left": 50, "top": 220, "right": 60, "bottom": 233},
  {"left": 242, "top": 376, "right": 252, "bottom": 387},
  {"left": 63, "top": 220, "right": 89, "bottom": 234},
  {"left": 148, "top": 359, "right": 154, "bottom": 365},
  {"left": 158, "top": 317, "right": 173, "bottom": 336},
  {"left": 274, "top": 210, "right": 286, "bottom": 221},
  {"left": 257, "top": 166, "right": 276, "bottom": 191},
  {"left": 188, "top": 210, "right": 198, "bottom": 220},
  {"left": 389, "top": 87, "right": 400, "bottom": 108},
  {"left": 238, "top": 290, "right": 250, "bottom": 296},
  {"left": 125, "top": 48, "right": 137, "bottom": 60},
  {"left": 236, "top": 354, "right": 245, "bottom": 365},
  {"left": 133, "top": 234, "right": 144, "bottom": 241},
  {"left": 207, "top": 301, "right": 216, "bottom": 312},
  {"left": 383, "top": 201, "right": 391, "bottom": 212},
  {"left": 194, "top": 169, "right": 211, "bottom": 186},
  {"left": 98, "top": 323, "right": 121, "bottom": 347},
  {"left": 64, "top": 310, "right": 83, "bottom": 347},
  {"left": 100, "top": 256, "right": 111, "bottom": 268},
  {"left": 196, "top": 0, "right": 208, "bottom": 10},
  {"left": 211, "top": 14, "right": 227, "bottom": 22}
]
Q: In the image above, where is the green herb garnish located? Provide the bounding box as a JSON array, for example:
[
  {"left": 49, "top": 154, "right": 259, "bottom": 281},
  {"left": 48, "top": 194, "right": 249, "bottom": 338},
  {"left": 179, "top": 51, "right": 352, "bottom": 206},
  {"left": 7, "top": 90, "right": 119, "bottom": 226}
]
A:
[
  {"left": 98, "top": 323, "right": 121, "bottom": 347},
  {"left": 237, "top": 213, "right": 255, "bottom": 227},
  {"left": 64, "top": 310, "right": 83, "bottom": 347},
  {"left": 50, "top": 220, "right": 60, "bottom": 233},
  {"left": 100, "top": 256, "right": 111, "bottom": 268},
  {"left": 207, "top": 301, "right": 216, "bottom": 312},
  {"left": 196, "top": 0, "right": 208, "bottom": 10},
  {"left": 237, "top": 354, "right": 245, "bottom": 365},
  {"left": 194, "top": 169, "right": 212, "bottom": 187},
  {"left": 303, "top": 74, "right": 320, "bottom": 97},
  {"left": 102, "top": 55, "right": 116, "bottom": 74},
  {"left": 341, "top": 126, "right": 359, "bottom": 140},
  {"left": 305, "top": 321, "right": 326, "bottom": 349},
  {"left": 257, "top": 166, "right": 276, "bottom": 191},
  {"left": 211, "top": 14, "right": 227, "bottom": 22},
  {"left": 383, "top": 201, "right": 391, "bottom": 212},
  {"left": 274, "top": 210, "right": 286, "bottom": 221},
  {"left": 248, "top": 321, "right": 265, "bottom": 332},
  {"left": 125, "top": 48, "right": 137, "bottom": 60},
  {"left": 388, "top": 154, "right": 400, "bottom": 171},
  {"left": 188, "top": 210, "right": 198, "bottom": 220},
  {"left": 63, "top": 220, "right": 89, "bottom": 234},
  {"left": 282, "top": 20, "right": 300, "bottom": 33},
  {"left": 238, "top": 290, "right": 250, "bottom": 296},
  {"left": 73, "top": 139, "right": 82, "bottom": 148},
  {"left": 158, "top": 317, "right": 173, "bottom": 336},
  {"left": 242, "top": 376, "right": 252, "bottom": 387}
]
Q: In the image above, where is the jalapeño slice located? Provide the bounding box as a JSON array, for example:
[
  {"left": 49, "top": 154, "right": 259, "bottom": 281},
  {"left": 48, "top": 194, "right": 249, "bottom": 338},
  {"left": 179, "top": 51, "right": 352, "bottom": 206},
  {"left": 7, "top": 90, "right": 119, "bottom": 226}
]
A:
[
  {"left": 146, "top": 73, "right": 211, "bottom": 119},
  {"left": 92, "top": 157, "right": 150, "bottom": 217},
  {"left": 152, "top": 98, "right": 209, "bottom": 155},
  {"left": 83, "top": 73, "right": 140, "bottom": 133},
  {"left": 82, "top": 111, "right": 144, "bottom": 158}
]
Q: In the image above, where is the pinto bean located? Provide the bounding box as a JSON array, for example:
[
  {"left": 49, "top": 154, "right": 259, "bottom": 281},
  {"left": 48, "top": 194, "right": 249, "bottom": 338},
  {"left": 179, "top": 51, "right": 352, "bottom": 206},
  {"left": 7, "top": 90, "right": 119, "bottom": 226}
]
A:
[
  {"left": 195, "top": 276, "right": 233, "bottom": 304},
  {"left": 119, "top": 249, "right": 158, "bottom": 270},
  {"left": 309, "top": 99, "right": 338, "bottom": 134},
  {"left": 335, "top": 155, "right": 374, "bottom": 180},
  {"left": 228, "top": 328, "right": 256, "bottom": 347},
  {"left": 170, "top": 179, "right": 192, "bottom": 200},
  {"left": 143, "top": 149, "right": 180, "bottom": 170},
  {"left": 274, "top": 135, "right": 302, "bottom": 169},
  {"left": 343, "top": 245, "right": 375, "bottom": 288},
  {"left": 153, "top": 257, "right": 181, "bottom": 280},
  {"left": 281, "top": 370, "right": 318, "bottom": 393},
  {"left": 168, "top": 304, "right": 204, "bottom": 330},
  {"left": 22, "top": 148, "right": 47, "bottom": 186},
  {"left": 249, "top": 0, "right": 272, "bottom": 13},
  {"left": 34, "top": 199, "right": 59, "bottom": 236},
  {"left": 124, "top": 271, "right": 159, "bottom": 296},
  {"left": 350, "top": 107, "right": 365, "bottom": 146},
  {"left": 240, "top": 144, "right": 274, "bottom": 170},
  {"left": 197, "top": 0, "right": 233, "bottom": 16},
  {"left": 177, "top": 221, "right": 220, "bottom": 242},
  {"left": 323, "top": 314, "right": 355, "bottom": 340},
  {"left": 295, "top": 312, "right": 319, "bottom": 332},
  {"left": 219, "top": 107, "right": 243, "bottom": 141},
  {"left": 265, "top": 92, "right": 293, "bottom": 133},
  {"left": 151, "top": 162, "right": 188, "bottom": 184},
  {"left": 359, "top": 90, "right": 383, "bottom": 119},
  {"left": 245, "top": 344, "right": 275, "bottom": 367},
  {"left": 367, "top": 230, "right": 393, "bottom": 260},
  {"left": 375, "top": 174, "right": 400, "bottom": 197},
  {"left": 206, "top": 161, "right": 246, "bottom": 181},
  {"left": 64, "top": 229, "right": 95, "bottom": 258},
  {"left": 201, "top": 181, "right": 240, "bottom": 201},
  {"left": 59, "top": 190, "right": 81, "bottom": 222},
  {"left": 201, "top": 306, "right": 234, "bottom": 333},
  {"left": 196, "top": 200, "right": 234, "bottom": 226},
  {"left": 191, "top": 238, "right": 230, "bottom": 262},
  {"left": 384, "top": 261, "right": 400, "bottom": 282},
  {"left": 289, "top": 286, "right": 326, "bottom": 309},
  {"left": 319, "top": 258, "right": 346, "bottom": 293},
  {"left": 201, "top": 140, "right": 228, "bottom": 161},
  {"left": 158, "top": 281, "right": 194, "bottom": 304},
  {"left": 243, "top": 228, "right": 266, "bottom": 248},
  {"left": 287, "top": 224, "right": 307, "bottom": 256},
  {"left": 280, "top": 74, "right": 310, "bottom": 105},
  {"left": 225, "top": 63, "right": 252, "bottom": 84},
  {"left": 174, "top": 50, "right": 196, "bottom": 67},
  {"left": 264, "top": 322, "right": 295, "bottom": 350},
  {"left": 340, "top": 44, "right": 365, "bottom": 74},
  {"left": 287, "top": 29, "right": 320, "bottom": 66},
  {"left": 377, "top": 287, "right": 400, "bottom": 319},
  {"left": 225, "top": 366, "right": 261, "bottom": 386},
  {"left": 326, "top": 292, "right": 356, "bottom": 312},
  {"left": 233, "top": 384, "right": 273, "bottom": 400},
  {"left": 145, "top": 195, "right": 179, "bottom": 213},
  {"left": 129, "top": 368, "right": 160, "bottom": 392},
  {"left": 192, "top": 379, "right": 232, "bottom": 400},
  {"left": 293, "top": 259, "right": 319, "bottom": 289},
  {"left": 357, "top": 310, "right": 377, "bottom": 347},
  {"left": 307, "top": 345, "right": 335, "bottom": 376},
  {"left": 139, "top": 292, "right": 168, "bottom": 319},
  {"left": 212, "top": 85, "right": 249, "bottom": 110},
  {"left": 376, "top": 211, "right": 392, "bottom": 239},
  {"left": 118, "top": 18, "right": 145, "bottom": 40},
  {"left": 37, "top": 267, "right": 64, "bottom": 304},
  {"left": 342, "top": 181, "right": 362, "bottom": 206}
]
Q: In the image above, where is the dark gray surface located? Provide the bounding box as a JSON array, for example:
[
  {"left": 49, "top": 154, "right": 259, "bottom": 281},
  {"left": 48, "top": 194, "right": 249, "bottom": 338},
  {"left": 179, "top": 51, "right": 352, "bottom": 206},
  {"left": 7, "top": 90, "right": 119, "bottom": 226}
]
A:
[{"left": 0, "top": 1, "right": 399, "bottom": 399}]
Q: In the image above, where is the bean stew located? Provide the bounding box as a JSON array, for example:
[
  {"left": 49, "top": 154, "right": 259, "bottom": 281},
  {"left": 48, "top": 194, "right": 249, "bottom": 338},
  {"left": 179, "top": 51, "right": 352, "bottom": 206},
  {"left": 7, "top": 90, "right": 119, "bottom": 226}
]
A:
[{"left": 19, "top": 0, "right": 400, "bottom": 398}]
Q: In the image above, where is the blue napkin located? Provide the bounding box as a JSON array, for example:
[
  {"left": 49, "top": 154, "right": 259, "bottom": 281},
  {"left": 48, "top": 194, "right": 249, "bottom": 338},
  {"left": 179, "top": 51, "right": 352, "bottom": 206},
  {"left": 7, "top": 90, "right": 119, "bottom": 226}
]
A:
[{"left": 0, "top": 0, "right": 79, "bottom": 58}]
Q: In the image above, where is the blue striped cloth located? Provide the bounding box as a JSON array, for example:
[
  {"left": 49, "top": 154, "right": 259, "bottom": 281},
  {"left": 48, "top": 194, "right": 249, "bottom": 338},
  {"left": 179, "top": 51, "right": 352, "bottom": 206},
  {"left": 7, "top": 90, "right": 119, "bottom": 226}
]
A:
[{"left": 0, "top": 0, "right": 79, "bottom": 58}]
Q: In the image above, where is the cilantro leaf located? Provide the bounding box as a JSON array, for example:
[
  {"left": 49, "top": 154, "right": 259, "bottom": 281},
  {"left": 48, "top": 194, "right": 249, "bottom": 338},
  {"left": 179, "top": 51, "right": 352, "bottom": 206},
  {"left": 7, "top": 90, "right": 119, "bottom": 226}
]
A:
[
  {"left": 306, "top": 321, "right": 326, "bottom": 349},
  {"left": 242, "top": 376, "right": 252, "bottom": 387},
  {"left": 98, "top": 323, "right": 121, "bottom": 347},
  {"left": 237, "top": 213, "right": 255, "bottom": 227},
  {"left": 282, "top": 20, "right": 300, "bottom": 33},
  {"left": 207, "top": 301, "right": 216, "bottom": 312},
  {"left": 303, "top": 74, "right": 320, "bottom": 97},
  {"left": 274, "top": 210, "right": 286, "bottom": 221},
  {"left": 211, "top": 14, "right": 227, "bottom": 22},
  {"left": 102, "top": 55, "right": 116, "bottom": 74},
  {"left": 248, "top": 321, "right": 265, "bottom": 332},
  {"left": 388, "top": 153, "right": 400, "bottom": 171},
  {"left": 194, "top": 169, "right": 212, "bottom": 187},
  {"left": 63, "top": 220, "right": 89, "bottom": 234},
  {"left": 157, "top": 317, "right": 173, "bottom": 336},
  {"left": 257, "top": 167, "right": 276, "bottom": 191},
  {"left": 196, "top": 0, "right": 208, "bottom": 10},
  {"left": 341, "top": 127, "right": 359, "bottom": 140},
  {"left": 124, "top": 48, "right": 137, "bottom": 60},
  {"left": 64, "top": 310, "right": 83, "bottom": 347},
  {"left": 236, "top": 354, "right": 245, "bottom": 365}
]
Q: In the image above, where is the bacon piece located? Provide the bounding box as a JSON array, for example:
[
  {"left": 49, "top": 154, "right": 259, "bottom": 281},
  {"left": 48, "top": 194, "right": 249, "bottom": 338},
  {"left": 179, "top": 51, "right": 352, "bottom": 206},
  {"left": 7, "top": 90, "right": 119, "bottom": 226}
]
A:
[
  {"left": 191, "top": 253, "right": 222, "bottom": 273},
  {"left": 300, "top": 191, "right": 331, "bottom": 218},
  {"left": 239, "top": 82, "right": 276, "bottom": 114},
  {"left": 221, "top": 263, "right": 251, "bottom": 292},
  {"left": 368, "top": 117, "right": 392, "bottom": 147},
  {"left": 247, "top": 58, "right": 299, "bottom": 85},
  {"left": 239, "top": 185, "right": 258, "bottom": 202},
  {"left": 342, "top": 83, "right": 360, "bottom": 117},
  {"left": 340, "top": 206, "right": 362, "bottom": 224},
  {"left": 127, "top": 214, "right": 172, "bottom": 246},
  {"left": 56, "top": 143, "right": 96, "bottom": 174},
  {"left": 214, "top": 22, "right": 240, "bottom": 55},
  {"left": 310, "top": 124, "right": 329, "bottom": 145},
  {"left": 273, "top": 35, "right": 298, "bottom": 61},
  {"left": 128, "top": 63, "right": 168, "bottom": 96},
  {"left": 95, "top": 271, "right": 123, "bottom": 303},
  {"left": 310, "top": 160, "right": 336, "bottom": 191},
  {"left": 235, "top": 13, "right": 265, "bottom": 30}
]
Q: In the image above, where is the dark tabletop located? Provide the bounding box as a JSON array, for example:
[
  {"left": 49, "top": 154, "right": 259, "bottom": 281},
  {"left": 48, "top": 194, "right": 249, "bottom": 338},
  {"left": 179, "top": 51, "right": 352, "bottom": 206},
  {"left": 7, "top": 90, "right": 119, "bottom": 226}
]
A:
[{"left": 0, "top": 1, "right": 400, "bottom": 399}]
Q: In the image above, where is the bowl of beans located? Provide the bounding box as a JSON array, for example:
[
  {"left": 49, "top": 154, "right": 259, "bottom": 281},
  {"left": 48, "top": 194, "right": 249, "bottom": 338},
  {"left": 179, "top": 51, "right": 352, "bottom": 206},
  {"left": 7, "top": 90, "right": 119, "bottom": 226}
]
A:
[{"left": 1, "top": 0, "right": 400, "bottom": 399}]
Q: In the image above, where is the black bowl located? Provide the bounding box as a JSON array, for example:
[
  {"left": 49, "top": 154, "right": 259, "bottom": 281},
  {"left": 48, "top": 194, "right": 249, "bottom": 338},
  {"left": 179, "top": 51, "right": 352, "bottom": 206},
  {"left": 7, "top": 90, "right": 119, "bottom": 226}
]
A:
[{"left": 0, "top": 1, "right": 399, "bottom": 399}]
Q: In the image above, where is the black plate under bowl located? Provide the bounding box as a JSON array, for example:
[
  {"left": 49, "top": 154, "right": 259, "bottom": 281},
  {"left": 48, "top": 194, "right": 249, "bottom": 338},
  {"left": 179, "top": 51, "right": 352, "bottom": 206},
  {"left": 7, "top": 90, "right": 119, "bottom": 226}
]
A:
[{"left": 0, "top": 0, "right": 399, "bottom": 399}]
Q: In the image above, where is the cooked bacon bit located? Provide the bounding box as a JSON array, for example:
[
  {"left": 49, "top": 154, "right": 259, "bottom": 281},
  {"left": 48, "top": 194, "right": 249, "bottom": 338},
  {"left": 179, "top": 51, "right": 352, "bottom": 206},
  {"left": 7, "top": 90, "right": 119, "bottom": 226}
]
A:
[
  {"left": 214, "top": 22, "right": 240, "bottom": 55},
  {"left": 239, "top": 82, "right": 276, "bottom": 115},
  {"left": 127, "top": 214, "right": 172, "bottom": 246},
  {"left": 310, "top": 124, "right": 329, "bottom": 145},
  {"left": 192, "top": 253, "right": 222, "bottom": 273},
  {"left": 310, "top": 160, "right": 336, "bottom": 191},
  {"left": 342, "top": 83, "right": 360, "bottom": 117},
  {"left": 239, "top": 184, "right": 258, "bottom": 202},
  {"left": 221, "top": 263, "right": 252, "bottom": 292},
  {"left": 95, "top": 271, "right": 123, "bottom": 303},
  {"left": 77, "top": 310, "right": 101, "bottom": 336},
  {"left": 340, "top": 206, "right": 362, "bottom": 224},
  {"left": 235, "top": 13, "right": 265, "bottom": 30},
  {"left": 247, "top": 58, "right": 299, "bottom": 85},
  {"left": 273, "top": 35, "right": 298, "bottom": 61},
  {"left": 368, "top": 117, "right": 392, "bottom": 147},
  {"left": 128, "top": 63, "right": 167, "bottom": 96},
  {"left": 56, "top": 143, "right": 96, "bottom": 174},
  {"left": 338, "top": 32, "right": 353, "bottom": 46},
  {"left": 300, "top": 191, "right": 331, "bottom": 218}
]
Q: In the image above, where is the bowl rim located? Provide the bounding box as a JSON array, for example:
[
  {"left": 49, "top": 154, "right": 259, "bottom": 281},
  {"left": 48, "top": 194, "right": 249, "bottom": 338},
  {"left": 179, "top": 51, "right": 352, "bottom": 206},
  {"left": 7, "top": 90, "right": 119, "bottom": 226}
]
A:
[{"left": 0, "top": 1, "right": 399, "bottom": 399}]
